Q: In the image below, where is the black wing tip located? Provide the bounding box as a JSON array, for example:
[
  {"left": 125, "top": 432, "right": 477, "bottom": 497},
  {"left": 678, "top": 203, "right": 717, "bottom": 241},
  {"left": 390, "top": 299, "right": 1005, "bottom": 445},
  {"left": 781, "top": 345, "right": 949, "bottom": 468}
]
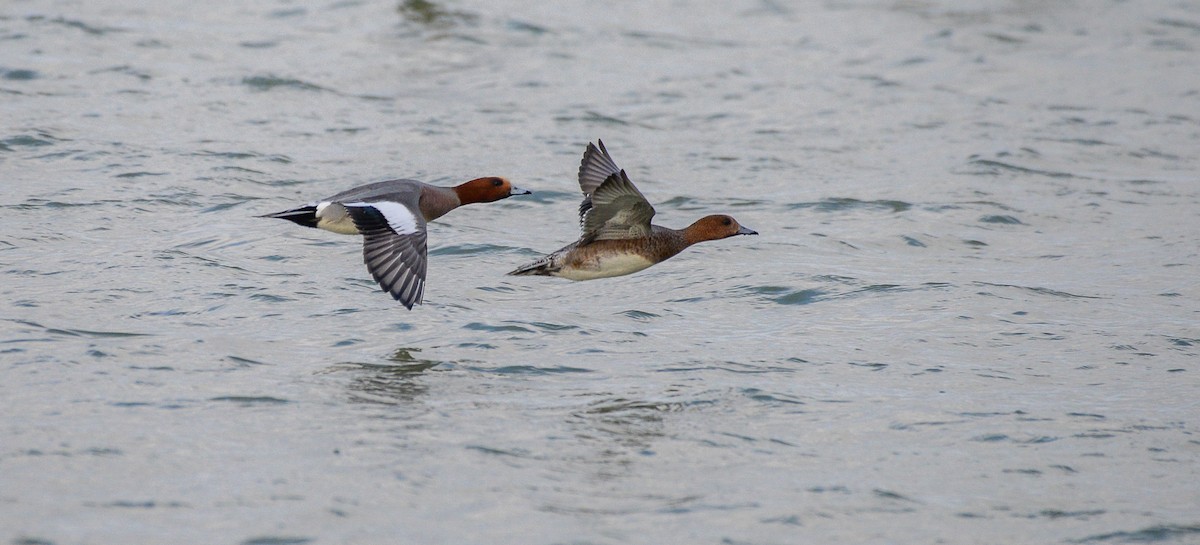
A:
[
  {"left": 579, "top": 139, "right": 613, "bottom": 171},
  {"left": 388, "top": 290, "right": 420, "bottom": 310},
  {"left": 377, "top": 272, "right": 424, "bottom": 310},
  {"left": 587, "top": 139, "right": 611, "bottom": 160}
]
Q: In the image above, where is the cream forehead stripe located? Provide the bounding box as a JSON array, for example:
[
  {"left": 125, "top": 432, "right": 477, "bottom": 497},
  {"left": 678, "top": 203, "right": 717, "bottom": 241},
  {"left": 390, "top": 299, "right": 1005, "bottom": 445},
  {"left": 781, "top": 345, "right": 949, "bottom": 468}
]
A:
[{"left": 347, "top": 201, "right": 420, "bottom": 235}]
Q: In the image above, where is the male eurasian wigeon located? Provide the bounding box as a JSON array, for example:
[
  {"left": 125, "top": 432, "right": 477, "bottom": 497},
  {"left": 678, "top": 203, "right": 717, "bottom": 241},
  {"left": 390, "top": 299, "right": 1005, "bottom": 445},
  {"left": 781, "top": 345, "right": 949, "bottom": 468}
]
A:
[
  {"left": 508, "top": 140, "right": 755, "bottom": 280},
  {"left": 262, "top": 177, "right": 530, "bottom": 309}
]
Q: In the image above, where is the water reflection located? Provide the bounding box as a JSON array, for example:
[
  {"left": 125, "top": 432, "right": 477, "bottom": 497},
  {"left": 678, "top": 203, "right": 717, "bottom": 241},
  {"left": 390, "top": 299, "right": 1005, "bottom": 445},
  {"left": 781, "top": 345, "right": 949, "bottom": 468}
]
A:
[
  {"left": 527, "top": 394, "right": 710, "bottom": 515},
  {"left": 396, "top": 0, "right": 478, "bottom": 29},
  {"left": 562, "top": 397, "right": 677, "bottom": 483},
  {"left": 336, "top": 347, "right": 441, "bottom": 405}
]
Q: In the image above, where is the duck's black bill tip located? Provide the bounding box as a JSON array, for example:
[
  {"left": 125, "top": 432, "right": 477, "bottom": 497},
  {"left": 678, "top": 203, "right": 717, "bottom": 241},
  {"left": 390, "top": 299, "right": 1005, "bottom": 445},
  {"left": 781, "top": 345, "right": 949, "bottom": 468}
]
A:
[{"left": 737, "top": 226, "right": 758, "bottom": 236}]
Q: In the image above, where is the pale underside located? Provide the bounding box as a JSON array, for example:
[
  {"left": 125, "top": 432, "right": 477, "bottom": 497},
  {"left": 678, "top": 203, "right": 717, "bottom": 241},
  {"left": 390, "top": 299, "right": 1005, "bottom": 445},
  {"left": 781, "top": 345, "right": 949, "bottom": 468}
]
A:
[
  {"left": 314, "top": 202, "right": 360, "bottom": 235},
  {"left": 553, "top": 252, "right": 656, "bottom": 281}
]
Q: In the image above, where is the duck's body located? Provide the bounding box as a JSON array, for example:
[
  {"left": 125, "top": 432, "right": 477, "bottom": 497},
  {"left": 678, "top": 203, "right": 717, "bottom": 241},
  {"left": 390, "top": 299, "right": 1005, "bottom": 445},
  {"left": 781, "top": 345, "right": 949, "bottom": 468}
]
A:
[
  {"left": 509, "top": 140, "right": 755, "bottom": 280},
  {"left": 263, "top": 176, "right": 529, "bottom": 309}
]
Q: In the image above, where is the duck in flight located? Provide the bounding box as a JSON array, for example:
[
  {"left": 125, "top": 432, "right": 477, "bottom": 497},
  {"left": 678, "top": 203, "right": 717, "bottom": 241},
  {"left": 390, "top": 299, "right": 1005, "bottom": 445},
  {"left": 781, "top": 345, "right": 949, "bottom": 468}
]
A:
[
  {"left": 262, "top": 176, "right": 530, "bottom": 309},
  {"left": 508, "top": 140, "right": 755, "bottom": 280}
]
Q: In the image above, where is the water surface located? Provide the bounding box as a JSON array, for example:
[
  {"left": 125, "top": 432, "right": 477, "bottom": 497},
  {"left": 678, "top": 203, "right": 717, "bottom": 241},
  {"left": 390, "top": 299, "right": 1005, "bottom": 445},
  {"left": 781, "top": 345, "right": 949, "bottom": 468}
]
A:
[{"left": 2, "top": 1, "right": 1198, "bottom": 544}]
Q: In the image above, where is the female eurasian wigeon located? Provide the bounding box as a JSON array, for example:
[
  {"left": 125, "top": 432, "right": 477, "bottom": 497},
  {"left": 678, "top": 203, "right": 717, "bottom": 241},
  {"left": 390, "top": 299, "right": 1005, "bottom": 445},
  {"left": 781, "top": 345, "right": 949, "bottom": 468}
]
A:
[
  {"left": 508, "top": 140, "right": 755, "bottom": 280},
  {"left": 262, "top": 176, "right": 530, "bottom": 309}
]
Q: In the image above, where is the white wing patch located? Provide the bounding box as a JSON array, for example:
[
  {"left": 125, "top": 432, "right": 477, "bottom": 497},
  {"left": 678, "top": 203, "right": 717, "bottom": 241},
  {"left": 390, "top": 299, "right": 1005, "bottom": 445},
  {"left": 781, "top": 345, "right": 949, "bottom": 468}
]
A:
[{"left": 347, "top": 201, "right": 420, "bottom": 235}]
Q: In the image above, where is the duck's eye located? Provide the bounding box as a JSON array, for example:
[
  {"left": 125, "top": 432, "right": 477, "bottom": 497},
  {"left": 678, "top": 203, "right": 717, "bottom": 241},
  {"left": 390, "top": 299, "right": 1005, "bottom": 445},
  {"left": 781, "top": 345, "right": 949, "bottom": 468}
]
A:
[
  {"left": 492, "top": 178, "right": 504, "bottom": 187},
  {"left": 722, "top": 217, "right": 732, "bottom": 226}
]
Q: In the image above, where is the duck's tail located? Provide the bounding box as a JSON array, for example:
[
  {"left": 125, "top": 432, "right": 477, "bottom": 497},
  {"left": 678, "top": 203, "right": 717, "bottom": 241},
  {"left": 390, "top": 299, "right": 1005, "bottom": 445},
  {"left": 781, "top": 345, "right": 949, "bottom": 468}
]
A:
[
  {"left": 507, "top": 256, "right": 555, "bottom": 276},
  {"left": 258, "top": 205, "right": 319, "bottom": 229}
]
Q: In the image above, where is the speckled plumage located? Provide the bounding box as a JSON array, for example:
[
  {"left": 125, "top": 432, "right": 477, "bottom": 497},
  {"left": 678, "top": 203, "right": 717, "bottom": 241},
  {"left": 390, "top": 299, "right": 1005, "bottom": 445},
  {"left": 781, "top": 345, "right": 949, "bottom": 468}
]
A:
[{"left": 509, "top": 140, "right": 755, "bottom": 280}]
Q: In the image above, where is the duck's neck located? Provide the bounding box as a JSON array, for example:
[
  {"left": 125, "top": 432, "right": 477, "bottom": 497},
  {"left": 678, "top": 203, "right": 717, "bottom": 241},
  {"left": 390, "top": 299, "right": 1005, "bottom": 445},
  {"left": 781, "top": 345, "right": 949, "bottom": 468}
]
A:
[
  {"left": 680, "top": 221, "right": 713, "bottom": 246},
  {"left": 418, "top": 185, "right": 463, "bottom": 222},
  {"left": 452, "top": 180, "right": 499, "bottom": 207}
]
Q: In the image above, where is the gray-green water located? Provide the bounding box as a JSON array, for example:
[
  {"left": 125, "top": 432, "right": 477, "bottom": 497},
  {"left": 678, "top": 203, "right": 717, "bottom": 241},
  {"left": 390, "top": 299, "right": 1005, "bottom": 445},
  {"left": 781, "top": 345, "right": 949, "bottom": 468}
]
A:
[{"left": 2, "top": 1, "right": 1198, "bottom": 544}]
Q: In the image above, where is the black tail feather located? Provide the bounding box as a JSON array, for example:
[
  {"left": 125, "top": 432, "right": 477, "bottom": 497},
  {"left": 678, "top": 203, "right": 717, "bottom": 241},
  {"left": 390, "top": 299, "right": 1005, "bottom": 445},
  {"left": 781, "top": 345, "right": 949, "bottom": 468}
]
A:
[
  {"left": 259, "top": 205, "right": 319, "bottom": 229},
  {"left": 507, "top": 257, "right": 553, "bottom": 276}
]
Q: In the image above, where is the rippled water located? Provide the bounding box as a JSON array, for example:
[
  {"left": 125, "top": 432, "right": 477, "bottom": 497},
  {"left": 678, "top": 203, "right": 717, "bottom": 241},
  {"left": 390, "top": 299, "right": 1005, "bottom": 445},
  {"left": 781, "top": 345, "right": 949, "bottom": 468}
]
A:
[{"left": 3, "top": 1, "right": 1199, "bottom": 543}]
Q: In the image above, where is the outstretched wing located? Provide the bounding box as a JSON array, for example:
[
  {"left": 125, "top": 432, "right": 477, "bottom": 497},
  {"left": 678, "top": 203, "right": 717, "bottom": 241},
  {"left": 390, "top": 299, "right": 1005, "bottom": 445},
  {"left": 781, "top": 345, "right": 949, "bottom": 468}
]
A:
[
  {"left": 579, "top": 170, "right": 656, "bottom": 243},
  {"left": 344, "top": 202, "right": 428, "bottom": 309},
  {"left": 577, "top": 139, "right": 623, "bottom": 232},
  {"left": 578, "top": 140, "right": 621, "bottom": 196}
]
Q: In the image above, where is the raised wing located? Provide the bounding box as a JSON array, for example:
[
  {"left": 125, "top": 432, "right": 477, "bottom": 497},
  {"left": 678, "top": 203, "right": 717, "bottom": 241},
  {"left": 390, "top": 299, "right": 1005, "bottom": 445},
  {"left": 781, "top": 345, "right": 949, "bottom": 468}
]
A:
[
  {"left": 577, "top": 139, "right": 623, "bottom": 231},
  {"left": 579, "top": 170, "right": 655, "bottom": 243},
  {"left": 578, "top": 140, "right": 621, "bottom": 195}
]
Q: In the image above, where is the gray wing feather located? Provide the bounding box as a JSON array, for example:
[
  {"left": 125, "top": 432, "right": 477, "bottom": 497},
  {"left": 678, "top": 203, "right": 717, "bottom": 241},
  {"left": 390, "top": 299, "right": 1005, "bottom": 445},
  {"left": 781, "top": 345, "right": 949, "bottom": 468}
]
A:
[
  {"left": 577, "top": 140, "right": 623, "bottom": 230},
  {"left": 325, "top": 179, "right": 424, "bottom": 205},
  {"left": 346, "top": 205, "right": 428, "bottom": 309},
  {"left": 580, "top": 170, "right": 655, "bottom": 243},
  {"left": 578, "top": 140, "right": 621, "bottom": 196}
]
